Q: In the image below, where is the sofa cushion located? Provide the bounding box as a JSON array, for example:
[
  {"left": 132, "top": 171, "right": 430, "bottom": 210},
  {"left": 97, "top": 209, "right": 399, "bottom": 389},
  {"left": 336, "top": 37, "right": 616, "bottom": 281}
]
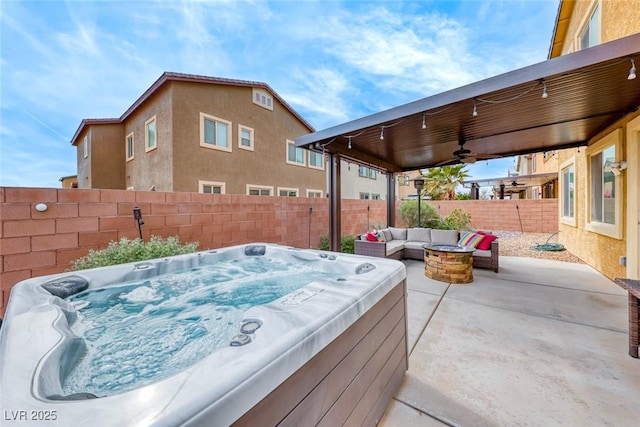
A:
[
  {"left": 404, "top": 241, "right": 427, "bottom": 251},
  {"left": 380, "top": 228, "right": 392, "bottom": 242},
  {"left": 431, "top": 229, "right": 459, "bottom": 245},
  {"left": 473, "top": 249, "right": 492, "bottom": 258},
  {"left": 389, "top": 227, "right": 407, "bottom": 240},
  {"left": 458, "top": 231, "right": 484, "bottom": 248},
  {"left": 386, "top": 240, "right": 405, "bottom": 256},
  {"left": 407, "top": 227, "right": 431, "bottom": 242},
  {"left": 476, "top": 231, "right": 498, "bottom": 250}
]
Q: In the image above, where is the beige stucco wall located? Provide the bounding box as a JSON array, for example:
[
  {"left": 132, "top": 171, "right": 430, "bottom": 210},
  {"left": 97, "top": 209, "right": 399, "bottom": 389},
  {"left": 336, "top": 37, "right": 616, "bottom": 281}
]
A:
[
  {"left": 168, "top": 81, "right": 324, "bottom": 195},
  {"left": 90, "top": 124, "right": 126, "bottom": 189},
  {"left": 557, "top": 110, "right": 640, "bottom": 280},
  {"left": 124, "top": 85, "right": 175, "bottom": 192},
  {"left": 560, "top": 0, "right": 640, "bottom": 54},
  {"left": 551, "top": 0, "right": 640, "bottom": 280}
]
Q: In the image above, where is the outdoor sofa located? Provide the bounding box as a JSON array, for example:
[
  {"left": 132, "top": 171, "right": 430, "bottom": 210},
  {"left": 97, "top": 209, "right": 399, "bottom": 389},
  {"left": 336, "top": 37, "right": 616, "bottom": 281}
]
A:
[{"left": 355, "top": 227, "right": 499, "bottom": 272}]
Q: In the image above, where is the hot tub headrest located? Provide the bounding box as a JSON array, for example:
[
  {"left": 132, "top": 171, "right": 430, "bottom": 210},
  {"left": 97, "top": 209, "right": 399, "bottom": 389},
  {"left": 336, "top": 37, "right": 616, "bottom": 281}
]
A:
[
  {"left": 41, "top": 276, "right": 89, "bottom": 299},
  {"left": 245, "top": 245, "right": 267, "bottom": 256}
]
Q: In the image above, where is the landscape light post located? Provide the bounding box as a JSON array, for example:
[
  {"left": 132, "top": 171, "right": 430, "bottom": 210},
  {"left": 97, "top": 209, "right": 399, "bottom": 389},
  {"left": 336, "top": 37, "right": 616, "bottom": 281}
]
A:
[{"left": 413, "top": 178, "right": 426, "bottom": 228}]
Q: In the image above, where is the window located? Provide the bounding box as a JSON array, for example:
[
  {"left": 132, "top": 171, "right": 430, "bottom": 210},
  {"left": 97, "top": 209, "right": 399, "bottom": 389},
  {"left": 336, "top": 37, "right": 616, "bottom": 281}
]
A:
[
  {"left": 286, "top": 140, "right": 306, "bottom": 166},
  {"left": 238, "top": 125, "right": 254, "bottom": 151},
  {"left": 199, "top": 180, "right": 225, "bottom": 194},
  {"left": 369, "top": 169, "right": 377, "bottom": 179},
  {"left": 126, "top": 132, "right": 134, "bottom": 161},
  {"left": 579, "top": 3, "right": 600, "bottom": 50},
  {"left": 307, "top": 189, "right": 323, "bottom": 198},
  {"left": 358, "top": 166, "right": 368, "bottom": 177},
  {"left": 532, "top": 155, "right": 537, "bottom": 172},
  {"left": 252, "top": 88, "right": 273, "bottom": 111},
  {"left": 308, "top": 151, "right": 324, "bottom": 170},
  {"left": 145, "top": 116, "right": 157, "bottom": 152},
  {"left": 371, "top": 194, "right": 381, "bottom": 200},
  {"left": 247, "top": 185, "right": 273, "bottom": 196},
  {"left": 83, "top": 135, "right": 88, "bottom": 158},
  {"left": 278, "top": 187, "right": 299, "bottom": 197},
  {"left": 586, "top": 129, "right": 622, "bottom": 238},
  {"left": 397, "top": 174, "right": 410, "bottom": 186},
  {"left": 560, "top": 158, "right": 576, "bottom": 226},
  {"left": 200, "top": 113, "right": 231, "bottom": 152},
  {"left": 359, "top": 192, "right": 370, "bottom": 200}
]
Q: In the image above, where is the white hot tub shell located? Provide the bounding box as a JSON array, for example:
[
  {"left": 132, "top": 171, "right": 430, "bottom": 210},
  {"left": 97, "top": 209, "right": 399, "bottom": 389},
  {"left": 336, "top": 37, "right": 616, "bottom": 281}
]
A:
[{"left": 0, "top": 244, "right": 408, "bottom": 426}]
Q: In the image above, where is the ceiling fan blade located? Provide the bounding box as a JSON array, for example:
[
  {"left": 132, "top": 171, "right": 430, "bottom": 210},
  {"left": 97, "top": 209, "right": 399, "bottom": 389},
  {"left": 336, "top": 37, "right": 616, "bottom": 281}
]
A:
[
  {"left": 476, "top": 154, "right": 502, "bottom": 160},
  {"left": 461, "top": 156, "right": 477, "bottom": 164},
  {"left": 435, "top": 158, "right": 460, "bottom": 167}
]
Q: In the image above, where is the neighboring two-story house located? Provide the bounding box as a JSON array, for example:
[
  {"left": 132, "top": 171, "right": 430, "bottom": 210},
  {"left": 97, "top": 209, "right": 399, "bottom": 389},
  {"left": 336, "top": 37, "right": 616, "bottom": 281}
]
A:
[
  {"left": 70, "top": 73, "right": 326, "bottom": 197},
  {"left": 514, "top": 151, "right": 558, "bottom": 199},
  {"left": 550, "top": 0, "right": 640, "bottom": 279}
]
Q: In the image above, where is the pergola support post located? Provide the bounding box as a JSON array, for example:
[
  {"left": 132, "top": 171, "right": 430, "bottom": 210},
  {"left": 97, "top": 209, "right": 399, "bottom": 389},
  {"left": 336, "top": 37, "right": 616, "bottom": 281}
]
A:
[
  {"left": 387, "top": 173, "right": 396, "bottom": 227},
  {"left": 329, "top": 154, "right": 341, "bottom": 252}
]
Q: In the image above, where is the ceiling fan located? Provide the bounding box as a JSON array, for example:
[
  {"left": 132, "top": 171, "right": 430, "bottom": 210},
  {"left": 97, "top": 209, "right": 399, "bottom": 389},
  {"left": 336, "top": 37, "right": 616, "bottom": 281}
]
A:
[
  {"left": 510, "top": 180, "right": 526, "bottom": 187},
  {"left": 436, "top": 137, "right": 501, "bottom": 166}
]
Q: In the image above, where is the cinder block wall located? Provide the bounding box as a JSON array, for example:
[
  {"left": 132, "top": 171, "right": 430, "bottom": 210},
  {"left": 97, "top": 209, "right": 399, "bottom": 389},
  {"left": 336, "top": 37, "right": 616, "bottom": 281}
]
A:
[
  {"left": 425, "top": 199, "right": 559, "bottom": 233},
  {"left": 0, "top": 187, "right": 557, "bottom": 314}
]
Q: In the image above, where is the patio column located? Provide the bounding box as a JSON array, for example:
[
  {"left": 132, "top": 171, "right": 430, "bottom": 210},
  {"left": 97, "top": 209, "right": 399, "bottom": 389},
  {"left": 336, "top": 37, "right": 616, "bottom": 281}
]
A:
[
  {"left": 387, "top": 173, "right": 396, "bottom": 227},
  {"left": 328, "top": 153, "right": 341, "bottom": 252}
]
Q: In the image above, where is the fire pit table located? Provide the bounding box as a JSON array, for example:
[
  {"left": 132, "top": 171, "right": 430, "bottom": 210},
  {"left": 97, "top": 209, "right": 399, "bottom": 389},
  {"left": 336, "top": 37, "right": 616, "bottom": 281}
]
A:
[{"left": 423, "top": 243, "right": 475, "bottom": 284}]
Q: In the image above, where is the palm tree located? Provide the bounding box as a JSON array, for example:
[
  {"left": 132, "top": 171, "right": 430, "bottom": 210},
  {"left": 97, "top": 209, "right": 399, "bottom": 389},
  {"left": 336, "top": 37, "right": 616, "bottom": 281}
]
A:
[{"left": 422, "top": 165, "right": 470, "bottom": 200}]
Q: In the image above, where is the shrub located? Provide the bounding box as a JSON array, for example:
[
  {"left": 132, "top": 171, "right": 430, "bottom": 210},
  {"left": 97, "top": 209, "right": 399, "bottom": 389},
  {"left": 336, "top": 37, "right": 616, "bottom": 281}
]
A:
[
  {"left": 70, "top": 236, "right": 199, "bottom": 271},
  {"left": 318, "top": 234, "right": 355, "bottom": 254},
  {"left": 399, "top": 200, "right": 440, "bottom": 228},
  {"left": 440, "top": 208, "right": 473, "bottom": 230}
]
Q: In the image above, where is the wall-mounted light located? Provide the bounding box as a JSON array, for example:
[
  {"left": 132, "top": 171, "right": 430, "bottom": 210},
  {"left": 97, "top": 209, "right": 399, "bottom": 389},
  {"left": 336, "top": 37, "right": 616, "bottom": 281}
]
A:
[
  {"left": 35, "top": 203, "right": 48, "bottom": 212},
  {"left": 629, "top": 59, "right": 637, "bottom": 80},
  {"left": 610, "top": 161, "right": 628, "bottom": 176}
]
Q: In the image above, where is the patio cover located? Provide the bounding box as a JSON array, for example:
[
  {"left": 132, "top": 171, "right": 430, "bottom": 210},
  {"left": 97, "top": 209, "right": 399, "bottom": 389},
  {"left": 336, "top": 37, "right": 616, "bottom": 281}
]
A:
[{"left": 295, "top": 33, "right": 640, "bottom": 250}]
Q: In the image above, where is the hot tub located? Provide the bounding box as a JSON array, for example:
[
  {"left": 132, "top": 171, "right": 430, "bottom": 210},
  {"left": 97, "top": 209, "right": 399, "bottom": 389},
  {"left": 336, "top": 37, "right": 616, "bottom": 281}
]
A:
[{"left": 0, "top": 244, "right": 407, "bottom": 426}]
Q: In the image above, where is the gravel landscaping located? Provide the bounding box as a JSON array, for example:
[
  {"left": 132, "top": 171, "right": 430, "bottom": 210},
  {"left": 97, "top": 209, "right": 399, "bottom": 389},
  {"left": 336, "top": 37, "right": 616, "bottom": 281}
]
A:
[{"left": 493, "top": 231, "right": 584, "bottom": 264}]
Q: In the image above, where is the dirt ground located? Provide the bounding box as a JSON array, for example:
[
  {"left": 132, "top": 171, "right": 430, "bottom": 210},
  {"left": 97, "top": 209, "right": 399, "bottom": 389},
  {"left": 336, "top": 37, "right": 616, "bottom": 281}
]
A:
[{"left": 493, "top": 231, "right": 584, "bottom": 264}]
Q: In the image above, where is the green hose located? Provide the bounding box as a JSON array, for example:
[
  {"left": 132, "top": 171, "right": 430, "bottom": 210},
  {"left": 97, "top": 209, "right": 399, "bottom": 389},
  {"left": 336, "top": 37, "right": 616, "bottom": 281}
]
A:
[{"left": 530, "top": 232, "right": 566, "bottom": 251}]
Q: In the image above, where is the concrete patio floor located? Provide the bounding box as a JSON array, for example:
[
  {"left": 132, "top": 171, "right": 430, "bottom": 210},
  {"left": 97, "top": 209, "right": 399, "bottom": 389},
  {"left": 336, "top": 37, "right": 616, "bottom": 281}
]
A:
[{"left": 378, "top": 256, "right": 640, "bottom": 427}]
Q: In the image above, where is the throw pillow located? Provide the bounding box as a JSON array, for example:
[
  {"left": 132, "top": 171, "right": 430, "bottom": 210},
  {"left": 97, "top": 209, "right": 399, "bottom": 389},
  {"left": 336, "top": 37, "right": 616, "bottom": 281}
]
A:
[
  {"left": 476, "top": 232, "right": 498, "bottom": 250},
  {"left": 381, "top": 228, "right": 392, "bottom": 242},
  {"left": 375, "top": 230, "right": 385, "bottom": 242},
  {"left": 458, "top": 231, "right": 484, "bottom": 248},
  {"left": 366, "top": 231, "right": 378, "bottom": 242}
]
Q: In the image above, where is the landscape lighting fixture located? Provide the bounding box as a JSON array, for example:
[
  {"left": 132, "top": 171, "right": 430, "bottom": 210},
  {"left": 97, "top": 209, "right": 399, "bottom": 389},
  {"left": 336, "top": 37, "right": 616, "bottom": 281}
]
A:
[{"left": 629, "top": 59, "right": 637, "bottom": 80}]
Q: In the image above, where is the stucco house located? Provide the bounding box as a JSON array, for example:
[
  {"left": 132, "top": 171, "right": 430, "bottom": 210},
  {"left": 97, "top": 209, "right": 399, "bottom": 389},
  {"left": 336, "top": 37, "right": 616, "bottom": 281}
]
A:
[
  {"left": 548, "top": 0, "right": 640, "bottom": 280},
  {"left": 70, "top": 73, "right": 326, "bottom": 198}
]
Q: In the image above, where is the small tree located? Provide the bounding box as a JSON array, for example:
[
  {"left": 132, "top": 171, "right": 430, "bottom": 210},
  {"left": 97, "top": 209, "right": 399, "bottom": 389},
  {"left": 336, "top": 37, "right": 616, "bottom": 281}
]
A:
[
  {"left": 399, "top": 200, "right": 440, "bottom": 228},
  {"left": 440, "top": 208, "right": 472, "bottom": 230}
]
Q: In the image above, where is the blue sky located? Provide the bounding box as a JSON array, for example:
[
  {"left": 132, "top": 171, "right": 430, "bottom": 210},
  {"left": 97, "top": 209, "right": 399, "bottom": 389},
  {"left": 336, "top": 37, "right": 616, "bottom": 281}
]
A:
[{"left": 0, "top": 0, "right": 559, "bottom": 188}]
